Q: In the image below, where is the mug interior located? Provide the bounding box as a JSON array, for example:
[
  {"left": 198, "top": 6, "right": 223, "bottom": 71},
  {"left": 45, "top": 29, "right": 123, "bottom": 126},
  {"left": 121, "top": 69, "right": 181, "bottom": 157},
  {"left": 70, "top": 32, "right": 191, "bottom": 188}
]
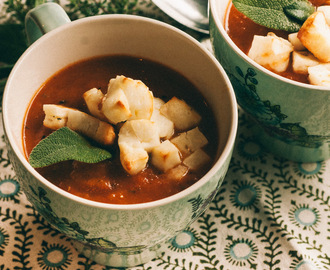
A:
[{"left": 3, "top": 14, "right": 237, "bottom": 208}]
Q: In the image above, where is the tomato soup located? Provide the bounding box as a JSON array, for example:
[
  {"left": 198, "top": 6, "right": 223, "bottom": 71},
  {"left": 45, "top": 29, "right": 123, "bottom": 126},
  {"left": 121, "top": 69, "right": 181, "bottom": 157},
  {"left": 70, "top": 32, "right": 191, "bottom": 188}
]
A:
[
  {"left": 224, "top": 2, "right": 319, "bottom": 84},
  {"left": 23, "top": 55, "right": 218, "bottom": 204}
]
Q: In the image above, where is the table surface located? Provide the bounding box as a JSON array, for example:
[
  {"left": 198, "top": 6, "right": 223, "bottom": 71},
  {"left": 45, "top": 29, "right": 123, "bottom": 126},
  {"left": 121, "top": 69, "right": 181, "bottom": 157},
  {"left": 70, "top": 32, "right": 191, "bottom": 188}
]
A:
[{"left": 1, "top": 1, "right": 329, "bottom": 269}]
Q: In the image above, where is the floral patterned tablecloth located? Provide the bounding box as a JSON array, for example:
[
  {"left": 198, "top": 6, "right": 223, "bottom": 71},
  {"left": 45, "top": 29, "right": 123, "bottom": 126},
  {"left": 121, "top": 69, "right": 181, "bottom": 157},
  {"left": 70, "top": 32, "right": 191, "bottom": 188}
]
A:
[{"left": 0, "top": 1, "right": 329, "bottom": 269}]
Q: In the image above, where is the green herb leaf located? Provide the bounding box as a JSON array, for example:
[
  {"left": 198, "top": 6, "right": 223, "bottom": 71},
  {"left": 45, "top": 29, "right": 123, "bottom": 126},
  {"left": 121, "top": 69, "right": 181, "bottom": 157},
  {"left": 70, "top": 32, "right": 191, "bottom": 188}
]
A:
[
  {"left": 29, "top": 127, "right": 112, "bottom": 168},
  {"left": 0, "top": 24, "right": 27, "bottom": 64},
  {"left": 232, "top": 0, "right": 315, "bottom": 32}
]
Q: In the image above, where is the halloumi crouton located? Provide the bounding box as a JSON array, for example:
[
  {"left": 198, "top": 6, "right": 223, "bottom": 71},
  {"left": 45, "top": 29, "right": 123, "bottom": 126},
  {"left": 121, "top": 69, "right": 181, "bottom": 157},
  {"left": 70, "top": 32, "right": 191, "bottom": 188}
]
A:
[
  {"left": 292, "top": 51, "right": 320, "bottom": 74},
  {"left": 183, "top": 149, "right": 211, "bottom": 171},
  {"left": 170, "top": 127, "right": 208, "bottom": 156},
  {"left": 119, "top": 143, "right": 149, "bottom": 175},
  {"left": 167, "top": 165, "right": 189, "bottom": 181},
  {"left": 248, "top": 32, "right": 293, "bottom": 73},
  {"left": 160, "top": 97, "right": 201, "bottom": 131},
  {"left": 118, "top": 119, "right": 161, "bottom": 174},
  {"left": 298, "top": 11, "right": 330, "bottom": 62},
  {"left": 308, "top": 63, "right": 330, "bottom": 86},
  {"left": 151, "top": 140, "right": 181, "bottom": 172},
  {"left": 83, "top": 88, "right": 106, "bottom": 121},
  {"left": 317, "top": 5, "right": 330, "bottom": 25},
  {"left": 43, "top": 104, "right": 116, "bottom": 145},
  {"left": 118, "top": 119, "right": 160, "bottom": 152},
  {"left": 102, "top": 88, "right": 131, "bottom": 124},
  {"left": 288, "top": 33, "right": 306, "bottom": 51},
  {"left": 151, "top": 97, "right": 174, "bottom": 139},
  {"left": 102, "top": 75, "right": 153, "bottom": 124},
  {"left": 67, "top": 110, "right": 116, "bottom": 145},
  {"left": 43, "top": 104, "right": 76, "bottom": 130}
]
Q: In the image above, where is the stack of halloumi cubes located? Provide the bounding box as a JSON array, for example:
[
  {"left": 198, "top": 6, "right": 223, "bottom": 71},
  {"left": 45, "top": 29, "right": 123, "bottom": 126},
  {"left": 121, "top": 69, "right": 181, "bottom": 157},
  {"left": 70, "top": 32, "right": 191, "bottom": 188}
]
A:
[
  {"left": 248, "top": 5, "right": 330, "bottom": 87},
  {"left": 43, "top": 75, "right": 211, "bottom": 178}
]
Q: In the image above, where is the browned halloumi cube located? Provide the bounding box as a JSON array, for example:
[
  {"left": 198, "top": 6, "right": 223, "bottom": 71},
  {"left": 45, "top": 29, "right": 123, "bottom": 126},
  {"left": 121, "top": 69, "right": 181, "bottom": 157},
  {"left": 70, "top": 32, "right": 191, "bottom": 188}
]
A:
[
  {"left": 308, "top": 63, "right": 330, "bottom": 86},
  {"left": 292, "top": 51, "right": 320, "bottom": 74},
  {"left": 298, "top": 11, "right": 330, "bottom": 62},
  {"left": 151, "top": 140, "right": 181, "bottom": 172},
  {"left": 83, "top": 88, "right": 106, "bottom": 121},
  {"left": 183, "top": 149, "right": 211, "bottom": 171},
  {"left": 151, "top": 97, "right": 174, "bottom": 139},
  {"left": 119, "top": 142, "right": 149, "bottom": 175},
  {"left": 248, "top": 32, "right": 293, "bottom": 73},
  {"left": 170, "top": 127, "right": 208, "bottom": 156},
  {"left": 160, "top": 97, "right": 201, "bottom": 131}
]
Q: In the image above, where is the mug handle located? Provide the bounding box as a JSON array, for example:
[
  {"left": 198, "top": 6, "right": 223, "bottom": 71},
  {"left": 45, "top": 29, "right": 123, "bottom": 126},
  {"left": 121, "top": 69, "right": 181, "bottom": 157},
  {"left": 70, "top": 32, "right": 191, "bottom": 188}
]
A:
[{"left": 25, "top": 2, "right": 71, "bottom": 45}]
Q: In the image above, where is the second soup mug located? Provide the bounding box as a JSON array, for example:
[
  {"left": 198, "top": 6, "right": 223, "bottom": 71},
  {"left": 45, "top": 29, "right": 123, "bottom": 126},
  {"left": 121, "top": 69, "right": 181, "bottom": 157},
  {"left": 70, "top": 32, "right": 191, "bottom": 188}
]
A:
[
  {"left": 210, "top": 0, "right": 330, "bottom": 162},
  {"left": 2, "top": 3, "right": 238, "bottom": 267}
]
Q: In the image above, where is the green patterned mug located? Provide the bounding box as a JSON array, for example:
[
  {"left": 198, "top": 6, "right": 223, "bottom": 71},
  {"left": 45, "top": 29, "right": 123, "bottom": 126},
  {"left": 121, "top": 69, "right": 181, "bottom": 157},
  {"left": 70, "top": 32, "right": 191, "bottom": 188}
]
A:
[
  {"left": 2, "top": 3, "right": 237, "bottom": 267},
  {"left": 209, "top": 0, "right": 330, "bottom": 162}
]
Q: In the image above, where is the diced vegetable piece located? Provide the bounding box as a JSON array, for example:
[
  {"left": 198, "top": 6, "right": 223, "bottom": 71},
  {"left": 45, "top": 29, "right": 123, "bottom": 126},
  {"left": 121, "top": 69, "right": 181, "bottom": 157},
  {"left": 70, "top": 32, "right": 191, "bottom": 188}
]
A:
[
  {"left": 151, "top": 97, "right": 174, "bottom": 139},
  {"left": 183, "top": 149, "right": 211, "bottom": 170},
  {"left": 160, "top": 97, "right": 201, "bottom": 131},
  {"left": 171, "top": 127, "right": 208, "bottom": 156},
  {"left": 298, "top": 11, "right": 330, "bottom": 62},
  {"left": 248, "top": 32, "right": 293, "bottom": 73},
  {"left": 151, "top": 140, "right": 181, "bottom": 172}
]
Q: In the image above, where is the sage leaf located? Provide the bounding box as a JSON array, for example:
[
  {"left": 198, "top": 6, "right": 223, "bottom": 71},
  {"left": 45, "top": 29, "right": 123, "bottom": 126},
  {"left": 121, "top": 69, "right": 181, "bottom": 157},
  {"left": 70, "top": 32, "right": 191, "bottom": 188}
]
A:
[
  {"left": 232, "top": 0, "right": 315, "bottom": 32},
  {"left": 29, "top": 127, "right": 112, "bottom": 168}
]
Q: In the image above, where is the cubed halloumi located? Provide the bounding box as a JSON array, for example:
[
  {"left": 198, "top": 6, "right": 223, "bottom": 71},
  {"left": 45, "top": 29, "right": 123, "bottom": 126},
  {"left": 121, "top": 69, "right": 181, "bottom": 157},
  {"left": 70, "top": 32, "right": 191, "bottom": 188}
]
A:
[
  {"left": 102, "top": 88, "right": 132, "bottom": 124},
  {"left": 66, "top": 110, "right": 116, "bottom": 145},
  {"left": 43, "top": 104, "right": 76, "bottom": 130},
  {"left": 118, "top": 119, "right": 160, "bottom": 152},
  {"left": 288, "top": 33, "right": 305, "bottom": 51},
  {"left": 83, "top": 88, "right": 106, "bottom": 121},
  {"left": 183, "top": 149, "right": 211, "bottom": 171},
  {"left": 119, "top": 142, "right": 149, "bottom": 175},
  {"left": 166, "top": 165, "right": 189, "bottom": 181},
  {"left": 308, "top": 63, "right": 330, "bottom": 86},
  {"left": 160, "top": 97, "right": 201, "bottom": 131},
  {"left": 298, "top": 11, "right": 330, "bottom": 62},
  {"left": 292, "top": 51, "right": 320, "bottom": 74},
  {"left": 248, "top": 32, "right": 293, "bottom": 73},
  {"left": 151, "top": 97, "right": 174, "bottom": 139},
  {"left": 170, "top": 127, "right": 208, "bottom": 156},
  {"left": 151, "top": 140, "right": 181, "bottom": 172},
  {"left": 43, "top": 104, "right": 116, "bottom": 145},
  {"left": 102, "top": 75, "right": 153, "bottom": 124},
  {"left": 317, "top": 5, "right": 330, "bottom": 25}
]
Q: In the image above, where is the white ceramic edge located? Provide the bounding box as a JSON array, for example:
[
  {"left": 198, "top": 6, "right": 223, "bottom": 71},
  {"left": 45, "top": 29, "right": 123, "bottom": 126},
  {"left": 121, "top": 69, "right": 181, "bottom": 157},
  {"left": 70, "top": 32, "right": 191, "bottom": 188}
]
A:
[
  {"left": 3, "top": 14, "right": 238, "bottom": 211},
  {"left": 209, "top": 0, "right": 330, "bottom": 92}
]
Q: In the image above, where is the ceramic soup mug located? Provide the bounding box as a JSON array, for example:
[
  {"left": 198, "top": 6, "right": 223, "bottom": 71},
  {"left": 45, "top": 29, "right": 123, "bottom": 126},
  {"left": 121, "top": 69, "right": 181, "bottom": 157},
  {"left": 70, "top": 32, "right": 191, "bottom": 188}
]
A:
[
  {"left": 209, "top": 0, "right": 330, "bottom": 162},
  {"left": 2, "top": 3, "right": 237, "bottom": 267}
]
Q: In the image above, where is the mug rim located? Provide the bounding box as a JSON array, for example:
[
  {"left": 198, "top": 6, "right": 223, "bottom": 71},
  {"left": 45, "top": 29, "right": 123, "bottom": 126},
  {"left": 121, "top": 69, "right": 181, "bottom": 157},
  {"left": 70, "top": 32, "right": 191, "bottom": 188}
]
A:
[
  {"left": 3, "top": 14, "right": 238, "bottom": 210},
  {"left": 209, "top": 0, "right": 330, "bottom": 92}
]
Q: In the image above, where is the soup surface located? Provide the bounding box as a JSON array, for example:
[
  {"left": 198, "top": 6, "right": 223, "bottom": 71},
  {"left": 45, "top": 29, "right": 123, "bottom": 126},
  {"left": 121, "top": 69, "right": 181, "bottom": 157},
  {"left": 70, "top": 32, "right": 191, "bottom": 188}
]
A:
[
  {"left": 225, "top": 2, "right": 318, "bottom": 84},
  {"left": 23, "top": 55, "right": 218, "bottom": 204}
]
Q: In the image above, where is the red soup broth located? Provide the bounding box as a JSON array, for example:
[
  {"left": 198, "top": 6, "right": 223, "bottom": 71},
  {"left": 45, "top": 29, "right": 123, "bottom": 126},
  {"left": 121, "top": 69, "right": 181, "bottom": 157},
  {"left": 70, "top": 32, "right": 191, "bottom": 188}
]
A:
[
  {"left": 224, "top": 2, "right": 320, "bottom": 84},
  {"left": 23, "top": 55, "right": 218, "bottom": 204}
]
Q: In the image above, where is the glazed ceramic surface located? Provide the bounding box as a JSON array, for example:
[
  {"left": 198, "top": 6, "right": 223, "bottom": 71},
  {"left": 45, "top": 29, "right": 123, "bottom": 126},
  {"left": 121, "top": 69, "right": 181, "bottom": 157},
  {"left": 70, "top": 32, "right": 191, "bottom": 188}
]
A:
[
  {"left": 2, "top": 4, "right": 237, "bottom": 267},
  {"left": 209, "top": 0, "right": 330, "bottom": 162}
]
